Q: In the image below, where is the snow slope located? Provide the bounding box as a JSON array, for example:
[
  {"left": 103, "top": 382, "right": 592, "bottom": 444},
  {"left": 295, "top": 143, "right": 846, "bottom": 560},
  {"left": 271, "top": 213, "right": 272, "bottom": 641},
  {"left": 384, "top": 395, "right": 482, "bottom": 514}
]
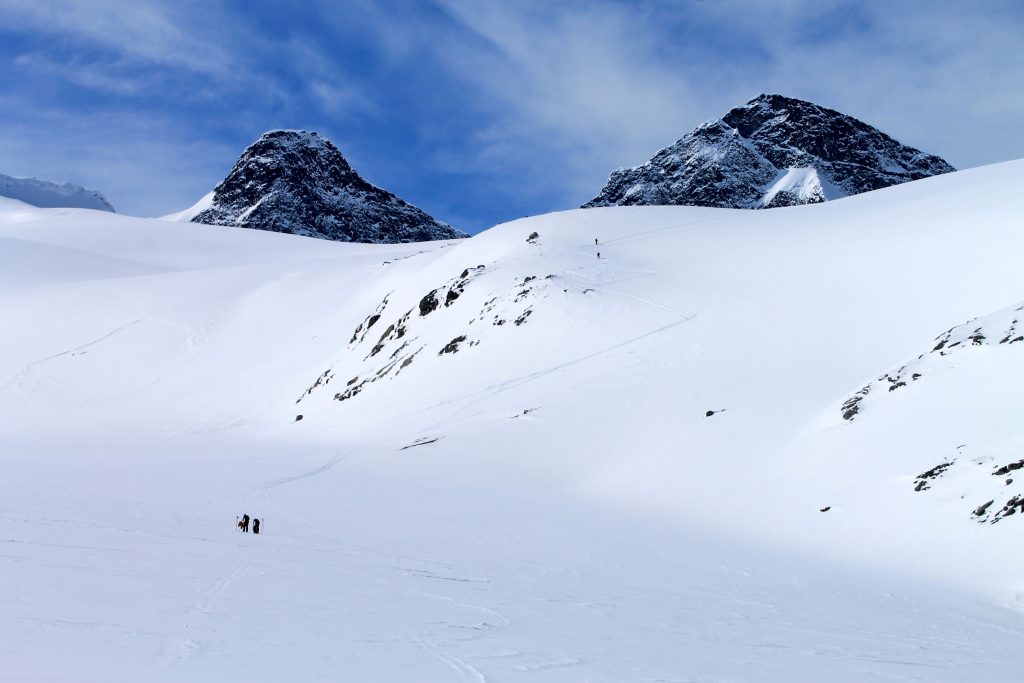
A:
[
  {"left": 761, "top": 166, "right": 835, "bottom": 206},
  {"left": 161, "top": 190, "right": 214, "bottom": 222},
  {"left": 0, "top": 172, "right": 115, "bottom": 212},
  {"left": 3, "top": 161, "right": 1024, "bottom": 681}
]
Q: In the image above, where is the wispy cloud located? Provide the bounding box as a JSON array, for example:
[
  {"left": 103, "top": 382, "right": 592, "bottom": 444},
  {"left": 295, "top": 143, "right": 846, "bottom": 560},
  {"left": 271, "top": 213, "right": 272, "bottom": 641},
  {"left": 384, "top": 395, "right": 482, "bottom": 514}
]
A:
[
  {"left": 14, "top": 52, "right": 148, "bottom": 95},
  {"left": 426, "top": 2, "right": 721, "bottom": 201},
  {"left": 662, "top": 0, "right": 1024, "bottom": 168},
  {"left": 0, "top": 0, "right": 1021, "bottom": 230},
  {"left": 0, "top": 0, "right": 241, "bottom": 79},
  {"left": 0, "top": 93, "right": 238, "bottom": 216}
]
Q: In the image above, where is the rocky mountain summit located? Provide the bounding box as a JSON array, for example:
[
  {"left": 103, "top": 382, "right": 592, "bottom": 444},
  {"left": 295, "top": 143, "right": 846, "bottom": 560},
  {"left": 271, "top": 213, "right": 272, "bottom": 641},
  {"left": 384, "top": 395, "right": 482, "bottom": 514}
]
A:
[
  {"left": 584, "top": 94, "right": 955, "bottom": 209},
  {"left": 0, "top": 172, "right": 114, "bottom": 212},
  {"left": 188, "top": 130, "right": 465, "bottom": 243}
]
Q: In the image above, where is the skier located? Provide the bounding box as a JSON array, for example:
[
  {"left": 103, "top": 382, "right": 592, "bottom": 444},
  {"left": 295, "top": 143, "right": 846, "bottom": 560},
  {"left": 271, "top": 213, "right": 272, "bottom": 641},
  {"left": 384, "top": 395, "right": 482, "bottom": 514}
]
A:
[
  {"left": 239, "top": 513, "right": 250, "bottom": 533},
  {"left": 597, "top": 252, "right": 601, "bottom": 259},
  {"left": 594, "top": 238, "right": 598, "bottom": 245},
  {"left": 253, "top": 518, "right": 261, "bottom": 535}
]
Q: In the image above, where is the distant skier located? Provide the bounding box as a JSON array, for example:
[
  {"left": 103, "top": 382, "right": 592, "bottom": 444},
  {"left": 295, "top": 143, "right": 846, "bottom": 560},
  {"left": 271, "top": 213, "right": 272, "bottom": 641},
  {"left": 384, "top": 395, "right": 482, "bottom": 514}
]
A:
[
  {"left": 597, "top": 252, "right": 601, "bottom": 259},
  {"left": 253, "top": 518, "right": 261, "bottom": 535},
  {"left": 594, "top": 238, "right": 598, "bottom": 245},
  {"left": 239, "top": 513, "right": 250, "bottom": 533}
]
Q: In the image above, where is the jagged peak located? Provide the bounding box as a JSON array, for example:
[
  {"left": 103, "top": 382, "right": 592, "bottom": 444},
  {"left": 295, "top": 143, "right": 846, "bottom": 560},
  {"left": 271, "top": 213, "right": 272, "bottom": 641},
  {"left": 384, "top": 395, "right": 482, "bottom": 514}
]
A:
[
  {"left": 235, "top": 129, "right": 349, "bottom": 165},
  {"left": 745, "top": 93, "right": 817, "bottom": 109},
  {"left": 584, "top": 94, "right": 954, "bottom": 210},
  {"left": 250, "top": 129, "right": 330, "bottom": 146},
  {"left": 184, "top": 129, "right": 465, "bottom": 243},
  {"left": 261, "top": 128, "right": 321, "bottom": 138}
]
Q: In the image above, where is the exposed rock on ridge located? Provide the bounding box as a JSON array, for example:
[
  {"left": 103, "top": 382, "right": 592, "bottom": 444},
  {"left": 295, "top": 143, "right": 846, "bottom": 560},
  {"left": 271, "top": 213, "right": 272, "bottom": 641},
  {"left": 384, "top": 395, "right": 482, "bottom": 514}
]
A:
[
  {"left": 584, "top": 94, "right": 955, "bottom": 209},
  {"left": 191, "top": 130, "right": 466, "bottom": 243}
]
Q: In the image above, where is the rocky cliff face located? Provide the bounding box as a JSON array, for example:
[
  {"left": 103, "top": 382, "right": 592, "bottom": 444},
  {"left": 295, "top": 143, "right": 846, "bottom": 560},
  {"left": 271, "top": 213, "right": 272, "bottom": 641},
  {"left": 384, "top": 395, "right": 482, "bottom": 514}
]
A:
[
  {"left": 584, "top": 94, "right": 955, "bottom": 209},
  {"left": 191, "top": 130, "right": 465, "bottom": 243}
]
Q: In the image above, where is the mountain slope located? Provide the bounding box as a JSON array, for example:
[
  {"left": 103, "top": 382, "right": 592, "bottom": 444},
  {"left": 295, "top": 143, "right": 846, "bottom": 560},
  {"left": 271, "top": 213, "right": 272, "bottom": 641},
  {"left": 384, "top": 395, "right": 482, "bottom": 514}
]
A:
[
  {"left": 3, "top": 161, "right": 1024, "bottom": 681},
  {"left": 181, "top": 130, "right": 466, "bottom": 243},
  {"left": 0, "top": 171, "right": 115, "bottom": 212},
  {"left": 584, "top": 94, "right": 955, "bottom": 209}
]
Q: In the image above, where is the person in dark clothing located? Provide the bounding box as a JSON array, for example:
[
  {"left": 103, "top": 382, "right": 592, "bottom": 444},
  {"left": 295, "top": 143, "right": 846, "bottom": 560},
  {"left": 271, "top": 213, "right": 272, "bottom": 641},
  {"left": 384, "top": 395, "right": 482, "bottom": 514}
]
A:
[
  {"left": 240, "top": 513, "right": 250, "bottom": 532},
  {"left": 594, "top": 238, "right": 598, "bottom": 245},
  {"left": 253, "top": 518, "right": 261, "bottom": 534}
]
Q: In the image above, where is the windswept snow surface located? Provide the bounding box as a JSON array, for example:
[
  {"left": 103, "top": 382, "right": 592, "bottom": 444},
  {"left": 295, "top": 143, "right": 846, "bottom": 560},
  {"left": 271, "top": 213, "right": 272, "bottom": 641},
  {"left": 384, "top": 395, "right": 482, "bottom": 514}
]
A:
[
  {"left": 3, "top": 162, "right": 1024, "bottom": 682},
  {"left": 760, "top": 166, "right": 835, "bottom": 206},
  {"left": 0, "top": 172, "right": 115, "bottom": 212},
  {"left": 160, "top": 191, "right": 214, "bottom": 222}
]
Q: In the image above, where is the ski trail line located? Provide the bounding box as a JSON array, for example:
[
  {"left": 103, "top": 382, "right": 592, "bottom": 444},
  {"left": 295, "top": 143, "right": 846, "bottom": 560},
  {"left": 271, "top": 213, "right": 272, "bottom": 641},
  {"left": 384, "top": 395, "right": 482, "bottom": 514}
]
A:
[
  {"left": 257, "top": 454, "right": 347, "bottom": 497},
  {"left": 597, "top": 215, "right": 728, "bottom": 247},
  {"left": 417, "top": 317, "right": 692, "bottom": 422},
  {"left": 190, "top": 562, "right": 252, "bottom": 616},
  {"left": 27, "top": 318, "right": 144, "bottom": 366},
  {"left": 599, "top": 288, "right": 695, "bottom": 319},
  {"left": 2, "top": 318, "right": 144, "bottom": 387},
  {"left": 249, "top": 450, "right": 353, "bottom": 536}
]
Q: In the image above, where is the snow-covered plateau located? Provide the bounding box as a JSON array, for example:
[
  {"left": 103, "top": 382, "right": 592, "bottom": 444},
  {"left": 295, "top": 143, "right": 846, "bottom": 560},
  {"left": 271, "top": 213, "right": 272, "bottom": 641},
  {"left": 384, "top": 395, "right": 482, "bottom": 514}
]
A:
[
  {"left": 0, "top": 172, "right": 115, "bottom": 213},
  {"left": 2, "top": 161, "right": 1024, "bottom": 682}
]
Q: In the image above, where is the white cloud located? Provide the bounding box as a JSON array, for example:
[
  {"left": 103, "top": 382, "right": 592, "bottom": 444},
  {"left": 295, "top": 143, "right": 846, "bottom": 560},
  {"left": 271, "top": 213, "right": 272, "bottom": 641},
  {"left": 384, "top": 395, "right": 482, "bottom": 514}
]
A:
[
  {"left": 1, "top": 0, "right": 1020, "bottom": 220},
  {"left": 651, "top": 0, "right": 1024, "bottom": 169},
  {"left": 420, "top": 0, "right": 1024, "bottom": 204},
  {"left": 14, "top": 52, "right": 147, "bottom": 95},
  {"left": 0, "top": 0, "right": 241, "bottom": 79},
  {"left": 0, "top": 95, "right": 237, "bottom": 216},
  {"left": 407, "top": 1, "right": 731, "bottom": 203}
]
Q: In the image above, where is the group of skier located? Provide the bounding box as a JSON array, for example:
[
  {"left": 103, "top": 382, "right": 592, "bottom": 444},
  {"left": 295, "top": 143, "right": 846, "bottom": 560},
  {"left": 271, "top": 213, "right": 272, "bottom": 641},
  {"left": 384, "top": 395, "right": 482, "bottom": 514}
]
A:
[{"left": 237, "top": 513, "right": 261, "bottom": 534}]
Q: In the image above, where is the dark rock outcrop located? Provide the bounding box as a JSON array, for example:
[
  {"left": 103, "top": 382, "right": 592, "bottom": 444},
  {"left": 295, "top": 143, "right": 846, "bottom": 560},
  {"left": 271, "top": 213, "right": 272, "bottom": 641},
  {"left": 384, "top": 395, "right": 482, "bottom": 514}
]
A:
[
  {"left": 191, "top": 130, "right": 466, "bottom": 243},
  {"left": 584, "top": 94, "right": 954, "bottom": 210}
]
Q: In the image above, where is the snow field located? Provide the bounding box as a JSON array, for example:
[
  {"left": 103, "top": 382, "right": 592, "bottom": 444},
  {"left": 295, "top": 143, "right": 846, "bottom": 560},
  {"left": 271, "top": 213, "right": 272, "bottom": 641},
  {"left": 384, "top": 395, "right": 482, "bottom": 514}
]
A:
[{"left": 3, "top": 161, "right": 1024, "bottom": 680}]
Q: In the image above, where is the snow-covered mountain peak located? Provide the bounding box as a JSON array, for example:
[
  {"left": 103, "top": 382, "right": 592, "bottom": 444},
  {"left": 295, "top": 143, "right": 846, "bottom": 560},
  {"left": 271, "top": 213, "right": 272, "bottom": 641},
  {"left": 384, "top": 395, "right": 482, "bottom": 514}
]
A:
[
  {"left": 236, "top": 129, "right": 352, "bottom": 174},
  {"left": 0, "top": 172, "right": 115, "bottom": 212},
  {"left": 180, "top": 129, "right": 466, "bottom": 243},
  {"left": 584, "top": 94, "right": 955, "bottom": 209}
]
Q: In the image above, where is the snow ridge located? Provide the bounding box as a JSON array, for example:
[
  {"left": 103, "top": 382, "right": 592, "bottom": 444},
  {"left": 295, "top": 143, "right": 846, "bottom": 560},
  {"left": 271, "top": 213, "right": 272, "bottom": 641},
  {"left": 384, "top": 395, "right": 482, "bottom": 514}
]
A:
[
  {"left": 189, "top": 130, "right": 466, "bottom": 243},
  {"left": 840, "top": 301, "right": 1024, "bottom": 424},
  {"left": 0, "top": 172, "right": 115, "bottom": 212},
  {"left": 584, "top": 94, "right": 955, "bottom": 209}
]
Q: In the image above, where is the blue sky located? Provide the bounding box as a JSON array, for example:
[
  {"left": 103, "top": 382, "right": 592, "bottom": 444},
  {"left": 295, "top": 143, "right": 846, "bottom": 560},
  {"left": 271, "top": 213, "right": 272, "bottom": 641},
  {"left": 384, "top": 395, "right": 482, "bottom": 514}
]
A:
[{"left": 1, "top": 0, "right": 1022, "bottom": 233}]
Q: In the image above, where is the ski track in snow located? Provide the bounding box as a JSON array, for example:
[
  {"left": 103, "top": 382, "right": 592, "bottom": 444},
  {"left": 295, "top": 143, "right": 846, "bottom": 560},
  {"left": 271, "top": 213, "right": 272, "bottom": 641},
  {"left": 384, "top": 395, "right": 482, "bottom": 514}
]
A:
[
  {"left": 2, "top": 318, "right": 143, "bottom": 387},
  {"left": 251, "top": 452, "right": 353, "bottom": 539},
  {"left": 189, "top": 563, "right": 252, "bottom": 617},
  {"left": 257, "top": 454, "right": 348, "bottom": 499},
  {"left": 248, "top": 450, "right": 522, "bottom": 679},
  {"left": 418, "top": 317, "right": 693, "bottom": 434},
  {"left": 420, "top": 639, "right": 488, "bottom": 683},
  {"left": 382, "top": 579, "right": 510, "bottom": 683},
  {"left": 595, "top": 215, "right": 729, "bottom": 247},
  {"left": 600, "top": 287, "right": 695, "bottom": 319}
]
